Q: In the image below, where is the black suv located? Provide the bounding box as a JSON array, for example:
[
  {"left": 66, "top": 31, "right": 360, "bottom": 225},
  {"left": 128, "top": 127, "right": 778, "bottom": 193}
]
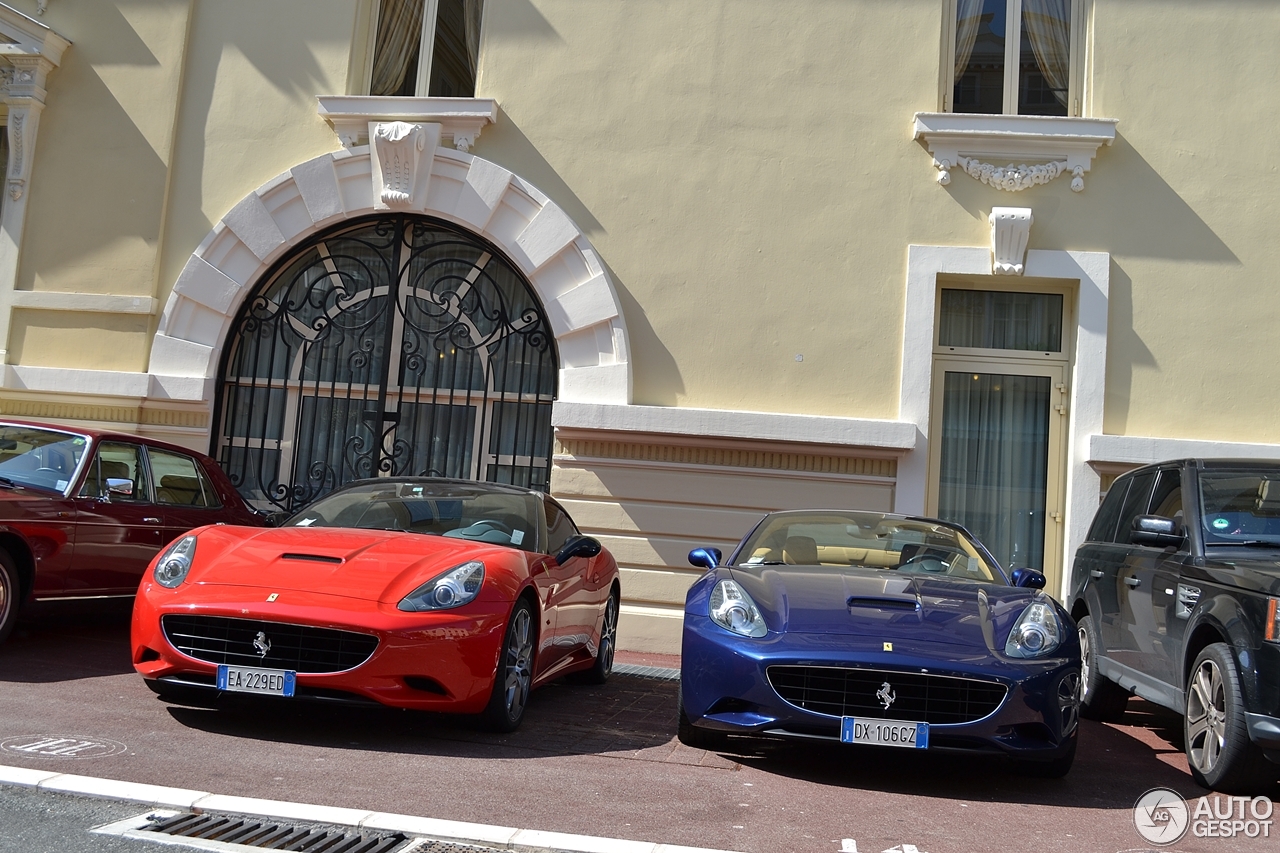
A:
[{"left": 1069, "top": 459, "right": 1280, "bottom": 792}]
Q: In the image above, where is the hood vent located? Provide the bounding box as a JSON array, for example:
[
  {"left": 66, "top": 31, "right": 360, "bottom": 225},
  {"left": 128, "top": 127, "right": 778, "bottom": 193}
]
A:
[
  {"left": 847, "top": 595, "right": 920, "bottom": 611},
  {"left": 281, "top": 553, "right": 344, "bottom": 564}
]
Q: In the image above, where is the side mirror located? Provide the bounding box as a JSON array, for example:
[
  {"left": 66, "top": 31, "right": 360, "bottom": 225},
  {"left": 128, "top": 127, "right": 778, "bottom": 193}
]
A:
[
  {"left": 556, "top": 535, "right": 602, "bottom": 564},
  {"left": 688, "top": 547, "right": 722, "bottom": 570},
  {"left": 260, "top": 510, "right": 290, "bottom": 528},
  {"left": 1010, "top": 567, "right": 1047, "bottom": 589},
  {"left": 1131, "top": 514, "right": 1184, "bottom": 548},
  {"left": 105, "top": 477, "right": 134, "bottom": 498}
]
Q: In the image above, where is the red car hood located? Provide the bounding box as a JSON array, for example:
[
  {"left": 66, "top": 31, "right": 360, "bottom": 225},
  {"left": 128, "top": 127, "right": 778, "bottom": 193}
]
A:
[{"left": 187, "top": 526, "right": 522, "bottom": 604}]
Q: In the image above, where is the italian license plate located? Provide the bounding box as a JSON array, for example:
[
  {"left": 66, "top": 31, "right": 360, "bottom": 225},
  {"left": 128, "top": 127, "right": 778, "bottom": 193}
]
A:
[
  {"left": 841, "top": 717, "right": 929, "bottom": 749},
  {"left": 216, "top": 665, "right": 296, "bottom": 697}
]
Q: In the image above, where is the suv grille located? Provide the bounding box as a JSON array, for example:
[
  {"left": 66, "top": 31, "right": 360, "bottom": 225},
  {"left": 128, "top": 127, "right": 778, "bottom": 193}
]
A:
[
  {"left": 162, "top": 615, "right": 378, "bottom": 673},
  {"left": 768, "top": 665, "right": 1007, "bottom": 725}
]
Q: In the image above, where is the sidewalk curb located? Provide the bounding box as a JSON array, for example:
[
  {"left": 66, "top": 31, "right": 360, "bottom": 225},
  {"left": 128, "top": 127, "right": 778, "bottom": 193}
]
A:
[{"left": 0, "top": 764, "right": 742, "bottom": 853}]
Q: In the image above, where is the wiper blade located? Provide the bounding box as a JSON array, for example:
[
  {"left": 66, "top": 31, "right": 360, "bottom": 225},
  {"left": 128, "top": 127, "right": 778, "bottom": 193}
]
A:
[
  {"left": 0, "top": 475, "right": 20, "bottom": 489},
  {"left": 1206, "top": 539, "right": 1280, "bottom": 548}
]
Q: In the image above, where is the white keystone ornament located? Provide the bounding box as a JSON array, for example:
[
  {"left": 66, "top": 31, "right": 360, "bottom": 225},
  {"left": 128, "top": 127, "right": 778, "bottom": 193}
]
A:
[{"left": 370, "top": 121, "right": 440, "bottom": 209}]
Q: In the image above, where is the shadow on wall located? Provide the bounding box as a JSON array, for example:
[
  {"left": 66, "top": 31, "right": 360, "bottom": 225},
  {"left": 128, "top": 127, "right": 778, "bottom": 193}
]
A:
[
  {"left": 938, "top": 132, "right": 1240, "bottom": 266},
  {"left": 479, "top": 0, "right": 565, "bottom": 47},
  {"left": 1101, "top": 260, "right": 1155, "bottom": 435}
]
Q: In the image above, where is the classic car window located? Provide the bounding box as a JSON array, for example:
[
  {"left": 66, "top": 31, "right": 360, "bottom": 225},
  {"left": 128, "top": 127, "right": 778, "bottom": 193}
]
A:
[
  {"left": 286, "top": 481, "right": 540, "bottom": 551},
  {"left": 80, "top": 442, "right": 152, "bottom": 502},
  {"left": 544, "top": 499, "right": 578, "bottom": 555},
  {"left": 735, "top": 512, "right": 999, "bottom": 583},
  {"left": 150, "top": 449, "right": 220, "bottom": 508},
  {"left": 1199, "top": 471, "right": 1280, "bottom": 545},
  {"left": 0, "top": 424, "right": 89, "bottom": 493},
  {"left": 1088, "top": 478, "right": 1129, "bottom": 543},
  {"left": 1115, "top": 470, "right": 1156, "bottom": 544}
]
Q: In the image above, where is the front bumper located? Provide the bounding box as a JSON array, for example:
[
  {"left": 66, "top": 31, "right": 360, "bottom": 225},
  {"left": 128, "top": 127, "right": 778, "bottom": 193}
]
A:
[
  {"left": 682, "top": 616, "right": 1079, "bottom": 761},
  {"left": 131, "top": 582, "right": 509, "bottom": 713}
]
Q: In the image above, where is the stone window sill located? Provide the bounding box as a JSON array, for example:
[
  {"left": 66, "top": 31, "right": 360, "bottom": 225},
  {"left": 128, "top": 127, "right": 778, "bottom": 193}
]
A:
[
  {"left": 317, "top": 96, "right": 498, "bottom": 152},
  {"left": 913, "top": 112, "right": 1118, "bottom": 192}
]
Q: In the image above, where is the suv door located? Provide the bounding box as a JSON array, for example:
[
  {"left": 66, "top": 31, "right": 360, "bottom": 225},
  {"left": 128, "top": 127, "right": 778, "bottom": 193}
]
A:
[
  {"left": 1142, "top": 467, "right": 1190, "bottom": 691},
  {"left": 1106, "top": 469, "right": 1156, "bottom": 655}
]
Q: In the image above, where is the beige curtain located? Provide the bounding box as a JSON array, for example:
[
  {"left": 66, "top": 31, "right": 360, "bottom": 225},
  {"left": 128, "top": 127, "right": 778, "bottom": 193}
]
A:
[
  {"left": 371, "top": 0, "right": 427, "bottom": 97},
  {"left": 954, "top": 0, "right": 986, "bottom": 81},
  {"left": 1022, "top": 0, "right": 1071, "bottom": 108},
  {"left": 464, "top": 0, "right": 484, "bottom": 82}
]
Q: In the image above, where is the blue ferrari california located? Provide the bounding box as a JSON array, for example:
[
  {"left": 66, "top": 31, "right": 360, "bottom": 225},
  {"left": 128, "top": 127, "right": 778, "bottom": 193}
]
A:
[{"left": 679, "top": 510, "right": 1081, "bottom": 776}]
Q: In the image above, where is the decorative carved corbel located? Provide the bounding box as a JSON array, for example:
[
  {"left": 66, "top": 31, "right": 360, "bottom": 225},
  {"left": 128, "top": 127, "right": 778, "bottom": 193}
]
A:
[
  {"left": 369, "top": 121, "right": 440, "bottom": 210},
  {"left": 989, "top": 207, "right": 1033, "bottom": 276}
]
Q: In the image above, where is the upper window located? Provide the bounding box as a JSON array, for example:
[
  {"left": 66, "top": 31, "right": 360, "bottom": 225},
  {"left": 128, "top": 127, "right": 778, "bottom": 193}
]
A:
[
  {"left": 369, "top": 0, "right": 484, "bottom": 98},
  {"left": 151, "top": 449, "right": 221, "bottom": 508},
  {"left": 949, "top": 0, "right": 1080, "bottom": 116}
]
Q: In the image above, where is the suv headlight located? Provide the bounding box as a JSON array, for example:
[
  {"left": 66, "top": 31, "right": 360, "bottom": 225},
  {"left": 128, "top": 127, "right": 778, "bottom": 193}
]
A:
[
  {"left": 399, "top": 561, "right": 485, "bottom": 612},
  {"left": 1005, "top": 599, "right": 1064, "bottom": 658},
  {"left": 709, "top": 579, "right": 768, "bottom": 638},
  {"left": 154, "top": 535, "right": 197, "bottom": 588}
]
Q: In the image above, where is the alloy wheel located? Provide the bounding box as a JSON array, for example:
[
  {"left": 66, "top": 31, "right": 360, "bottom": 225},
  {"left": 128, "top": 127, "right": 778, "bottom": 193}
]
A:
[
  {"left": 1077, "top": 623, "right": 1092, "bottom": 701},
  {"left": 1186, "top": 657, "right": 1227, "bottom": 774},
  {"left": 1058, "top": 671, "right": 1081, "bottom": 736},
  {"left": 503, "top": 607, "right": 534, "bottom": 719},
  {"left": 598, "top": 595, "right": 618, "bottom": 676}
]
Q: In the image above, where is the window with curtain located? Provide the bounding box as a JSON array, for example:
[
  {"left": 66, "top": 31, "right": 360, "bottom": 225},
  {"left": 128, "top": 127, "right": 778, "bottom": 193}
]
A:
[
  {"left": 951, "top": 0, "right": 1074, "bottom": 116},
  {"left": 370, "top": 0, "right": 484, "bottom": 98}
]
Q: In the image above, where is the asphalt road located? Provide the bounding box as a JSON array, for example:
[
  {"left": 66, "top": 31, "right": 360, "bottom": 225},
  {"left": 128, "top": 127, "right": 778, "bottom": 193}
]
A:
[{"left": 1, "top": 600, "right": 1277, "bottom": 853}]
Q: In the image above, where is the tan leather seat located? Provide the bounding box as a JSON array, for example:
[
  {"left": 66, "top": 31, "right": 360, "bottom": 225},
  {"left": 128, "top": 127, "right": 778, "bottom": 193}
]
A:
[{"left": 782, "top": 536, "right": 818, "bottom": 565}]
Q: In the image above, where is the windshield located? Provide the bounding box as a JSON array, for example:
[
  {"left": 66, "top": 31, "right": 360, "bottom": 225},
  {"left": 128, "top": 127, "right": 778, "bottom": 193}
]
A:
[
  {"left": 285, "top": 480, "right": 541, "bottom": 552},
  {"left": 0, "top": 424, "right": 91, "bottom": 493},
  {"left": 733, "top": 511, "right": 1001, "bottom": 583},
  {"left": 1199, "top": 470, "right": 1280, "bottom": 546}
]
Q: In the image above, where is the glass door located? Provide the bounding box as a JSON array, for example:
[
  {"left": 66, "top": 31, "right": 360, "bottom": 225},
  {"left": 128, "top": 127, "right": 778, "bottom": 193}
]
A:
[{"left": 927, "top": 358, "right": 1068, "bottom": 589}]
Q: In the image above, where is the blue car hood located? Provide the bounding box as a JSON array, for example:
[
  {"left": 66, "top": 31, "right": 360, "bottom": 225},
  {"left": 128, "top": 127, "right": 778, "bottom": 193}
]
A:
[{"left": 728, "top": 565, "right": 1040, "bottom": 653}]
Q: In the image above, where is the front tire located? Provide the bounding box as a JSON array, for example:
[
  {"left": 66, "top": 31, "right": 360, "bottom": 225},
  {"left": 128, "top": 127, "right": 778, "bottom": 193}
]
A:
[
  {"left": 1184, "top": 643, "right": 1273, "bottom": 793},
  {"left": 1077, "top": 614, "right": 1129, "bottom": 722},
  {"left": 571, "top": 587, "right": 618, "bottom": 686},
  {"left": 1013, "top": 738, "right": 1077, "bottom": 778},
  {"left": 0, "top": 549, "right": 20, "bottom": 646},
  {"left": 481, "top": 598, "right": 537, "bottom": 733}
]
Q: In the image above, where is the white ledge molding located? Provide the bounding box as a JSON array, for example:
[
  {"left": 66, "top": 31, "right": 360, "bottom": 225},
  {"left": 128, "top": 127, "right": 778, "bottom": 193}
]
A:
[
  {"left": 913, "top": 113, "right": 1117, "bottom": 193},
  {"left": 317, "top": 96, "right": 497, "bottom": 152},
  {"left": 552, "top": 401, "right": 917, "bottom": 452}
]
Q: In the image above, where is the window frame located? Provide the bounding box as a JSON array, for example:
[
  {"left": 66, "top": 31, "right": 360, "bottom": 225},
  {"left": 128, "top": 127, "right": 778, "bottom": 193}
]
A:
[
  {"left": 355, "top": 0, "right": 479, "bottom": 98},
  {"left": 941, "top": 0, "right": 1090, "bottom": 117}
]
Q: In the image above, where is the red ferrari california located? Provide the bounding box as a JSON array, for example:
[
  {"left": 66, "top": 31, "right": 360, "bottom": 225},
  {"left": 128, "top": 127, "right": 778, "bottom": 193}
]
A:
[{"left": 131, "top": 478, "right": 620, "bottom": 731}]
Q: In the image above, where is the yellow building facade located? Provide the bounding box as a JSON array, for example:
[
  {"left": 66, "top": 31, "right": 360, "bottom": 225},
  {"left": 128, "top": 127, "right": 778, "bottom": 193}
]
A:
[{"left": 3, "top": 1, "right": 1278, "bottom": 652}]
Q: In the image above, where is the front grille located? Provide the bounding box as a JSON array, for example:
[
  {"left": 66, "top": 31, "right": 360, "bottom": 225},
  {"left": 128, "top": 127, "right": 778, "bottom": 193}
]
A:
[
  {"left": 162, "top": 615, "right": 378, "bottom": 673},
  {"left": 768, "top": 665, "right": 1007, "bottom": 725}
]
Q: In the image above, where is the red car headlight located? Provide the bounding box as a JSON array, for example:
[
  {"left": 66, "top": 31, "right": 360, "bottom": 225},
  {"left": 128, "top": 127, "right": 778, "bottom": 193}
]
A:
[
  {"left": 398, "top": 560, "right": 485, "bottom": 612},
  {"left": 154, "top": 535, "right": 197, "bottom": 588}
]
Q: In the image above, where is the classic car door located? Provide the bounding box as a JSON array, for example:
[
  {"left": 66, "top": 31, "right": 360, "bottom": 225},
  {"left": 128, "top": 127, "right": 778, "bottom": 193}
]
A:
[
  {"left": 68, "top": 441, "right": 164, "bottom": 595},
  {"left": 147, "top": 446, "right": 227, "bottom": 546}
]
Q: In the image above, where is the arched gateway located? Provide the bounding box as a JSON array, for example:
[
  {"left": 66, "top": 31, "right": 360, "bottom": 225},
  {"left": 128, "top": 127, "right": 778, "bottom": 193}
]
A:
[
  {"left": 149, "top": 134, "right": 630, "bottom": 510},
  {"left": 217, "top": 215, "right": 557, "bottom": 511}
]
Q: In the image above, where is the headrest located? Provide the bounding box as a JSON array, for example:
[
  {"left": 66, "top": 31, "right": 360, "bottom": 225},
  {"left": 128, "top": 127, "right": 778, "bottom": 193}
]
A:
[
  {"left": 782, "top": 535, "right": 818, "bottom": 565},
  {"left": 1256, "top": 480, "right": 1280, "bottom": 514}
]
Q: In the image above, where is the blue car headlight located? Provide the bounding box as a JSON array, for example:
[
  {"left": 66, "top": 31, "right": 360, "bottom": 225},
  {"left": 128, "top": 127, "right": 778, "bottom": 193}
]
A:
[
  {"left": 154, "top": 535, "right": 197, "bottom": 588},
  {"left": 398, "top": 560, "right": 485, "bottom": 612},
  {"left": 708, "top": 579, "right": 768, "bottom": 638},
  {"left": 1005, "top": 598, "right": 1064, "bottom": 658}
]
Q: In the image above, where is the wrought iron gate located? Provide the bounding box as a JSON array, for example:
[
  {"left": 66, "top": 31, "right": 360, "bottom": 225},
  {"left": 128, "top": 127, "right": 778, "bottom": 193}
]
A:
[{"left": 213, "top": 215, "right": 557, "bottom": 512}]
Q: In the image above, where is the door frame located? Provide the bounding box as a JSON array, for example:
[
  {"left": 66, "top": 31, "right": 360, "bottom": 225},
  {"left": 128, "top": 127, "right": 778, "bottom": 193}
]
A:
[{"left": 926, "top": 355, "right": 1070, "bottom": 590}]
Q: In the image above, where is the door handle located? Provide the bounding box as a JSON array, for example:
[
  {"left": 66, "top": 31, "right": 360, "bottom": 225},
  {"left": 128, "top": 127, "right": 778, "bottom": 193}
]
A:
[
  {"left": 1124, "top": 577, "right": 1141, "bottom": 588},
  {"left": 143, "top": 517, "right": 162, "bottom": 524},
  {"left": 1089, "top": 570, "right": 1104, "bottom": 579}
]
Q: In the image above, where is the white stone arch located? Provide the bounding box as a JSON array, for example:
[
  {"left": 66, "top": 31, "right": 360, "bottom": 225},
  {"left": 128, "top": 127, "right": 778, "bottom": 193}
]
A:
[{"left": 149, "top": 143, "right": 631, "bottom": 444}]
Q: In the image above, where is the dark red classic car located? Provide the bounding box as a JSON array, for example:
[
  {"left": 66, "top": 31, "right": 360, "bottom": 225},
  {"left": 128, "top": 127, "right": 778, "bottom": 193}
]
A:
[{"left": 0, "top": 420, "right": 261, "bottom": 644}]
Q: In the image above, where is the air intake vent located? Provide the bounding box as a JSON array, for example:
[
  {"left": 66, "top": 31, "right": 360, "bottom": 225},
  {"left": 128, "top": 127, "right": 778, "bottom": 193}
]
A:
[
  {"left": 162, "top": 615, "right": 378, "bottom": 673},
  {"left": 282, "top": 553, "right": 344, "bottom": 564}
]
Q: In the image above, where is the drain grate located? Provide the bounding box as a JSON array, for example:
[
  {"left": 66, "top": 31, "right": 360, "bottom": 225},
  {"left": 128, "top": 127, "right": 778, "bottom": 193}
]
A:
[{"left": 144, "top": 812, "right": 409, "bottom": 852}]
